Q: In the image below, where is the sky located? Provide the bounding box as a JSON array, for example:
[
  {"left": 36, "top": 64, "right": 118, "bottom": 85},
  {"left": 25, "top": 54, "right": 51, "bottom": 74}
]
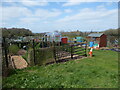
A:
[{"left": 0, "top": 0, "right": 119, "bottom": 33}]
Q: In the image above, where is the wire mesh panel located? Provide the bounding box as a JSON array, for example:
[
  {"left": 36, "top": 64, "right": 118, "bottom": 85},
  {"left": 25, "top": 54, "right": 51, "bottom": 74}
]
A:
[
  {"left": 54, "top": 43, "right": 87, "bottom": 62},
  {"left": 54, "top": 45, "right": 71, "bottom": 61},
  {"left": 73, "top": 43, "right": 87, "bottom": 57}
]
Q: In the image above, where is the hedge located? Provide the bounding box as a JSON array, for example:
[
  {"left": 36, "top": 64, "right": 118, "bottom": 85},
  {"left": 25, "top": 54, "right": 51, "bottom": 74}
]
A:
[{"left": 28, "top": 47, "right": 55, "bottom": 66}]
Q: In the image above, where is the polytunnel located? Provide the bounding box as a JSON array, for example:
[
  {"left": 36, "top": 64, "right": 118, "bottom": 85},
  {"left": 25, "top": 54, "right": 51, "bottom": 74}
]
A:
[{"left": 44, "top": 32, "right": 62, "bottom": 42}]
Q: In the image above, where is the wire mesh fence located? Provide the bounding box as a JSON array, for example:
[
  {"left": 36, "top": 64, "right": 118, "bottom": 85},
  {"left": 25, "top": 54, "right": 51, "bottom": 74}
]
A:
[{"left": 2, "top": 38, "right": 88, "bottom": 68}]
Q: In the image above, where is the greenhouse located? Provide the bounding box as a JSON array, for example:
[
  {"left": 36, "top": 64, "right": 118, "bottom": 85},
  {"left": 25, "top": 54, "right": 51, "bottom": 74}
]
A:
[{"left": 44, "top": 32, "right": 62, "bottom": 42}]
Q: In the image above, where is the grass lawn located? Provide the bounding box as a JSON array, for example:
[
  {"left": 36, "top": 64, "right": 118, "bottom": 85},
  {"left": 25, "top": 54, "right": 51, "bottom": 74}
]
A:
[{"left": 3, "top": 50, "right": 118, "bottom": 88}]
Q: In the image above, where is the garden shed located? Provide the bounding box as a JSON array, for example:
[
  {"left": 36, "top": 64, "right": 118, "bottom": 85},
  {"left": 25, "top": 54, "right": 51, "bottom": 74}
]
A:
[
  {"left": 73, "top": 37, "right": 84, "bottom": 43},
  {"left": 61, "top": 37, "right": 68, "bottom": 44},
  {"left": 87, "top": 33, "right": 107, "bottom": 47},
  {"left": 76, "top": 37, "right": 84, "bottom": 42}
]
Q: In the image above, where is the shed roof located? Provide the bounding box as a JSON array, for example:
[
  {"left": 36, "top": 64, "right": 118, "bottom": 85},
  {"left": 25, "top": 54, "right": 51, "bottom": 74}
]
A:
[{"left": 88, "top": 33, "right": 104, "bottom": 37}]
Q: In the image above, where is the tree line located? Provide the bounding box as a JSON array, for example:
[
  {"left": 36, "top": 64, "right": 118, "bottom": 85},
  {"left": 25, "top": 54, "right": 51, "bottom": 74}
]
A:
[
  {"left": 1, "top": 27, "right": 119, "bottom": 40},
  {"left": 1, "top": 28, "right": 33, "bottom": 39}
]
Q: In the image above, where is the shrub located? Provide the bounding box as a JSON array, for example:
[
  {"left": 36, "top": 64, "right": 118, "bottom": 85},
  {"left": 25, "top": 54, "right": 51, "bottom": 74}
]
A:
[
  {"left": 28, "top": 47, "right": 55, "bottom": 66},
  {"left": 22, "top": 52, "right": 28, "bottom": 62},
  {"left": 8, "top": 45, "right": 19, "bottom": 55}
]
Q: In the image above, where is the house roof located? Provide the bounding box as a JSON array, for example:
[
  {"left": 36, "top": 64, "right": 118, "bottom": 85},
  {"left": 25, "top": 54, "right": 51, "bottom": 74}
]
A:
[{"left": 88, "top": 33, "right": 104, "bottom": 37}]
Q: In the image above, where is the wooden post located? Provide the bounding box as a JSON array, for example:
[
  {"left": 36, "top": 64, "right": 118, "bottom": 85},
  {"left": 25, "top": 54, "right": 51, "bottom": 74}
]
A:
[
  {"left": 84, "top": 43, "right": 87, "bottom": 56},
  {"left": 3, "top": 37, "right": 9, "bottom": 68},
  {"left": 45, "top": 35, "right": 47, "bottom": 47},
  {"left": 53, "top": 41, "right": 57, "bottom": 63},
  {"left": 42, "top": 37, "right": 44, "bottom": 48},
  {"left": 71, "top": 45, "right": 73, "bottom": 59},
  {"left": 33, "top": 39, "right": 36, "bottom": 65},
  {"left": 86, "top": 40, "right": 88, "bottom": 57}
]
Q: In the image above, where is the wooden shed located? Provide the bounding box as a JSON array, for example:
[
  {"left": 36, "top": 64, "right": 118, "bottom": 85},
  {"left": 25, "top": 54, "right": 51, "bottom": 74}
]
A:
[
  {"left": 61, "top": 37, "right": 68, "bottom": 44},
  {"left": 86, "top": 33, "right": 107, "bottom": 47}
]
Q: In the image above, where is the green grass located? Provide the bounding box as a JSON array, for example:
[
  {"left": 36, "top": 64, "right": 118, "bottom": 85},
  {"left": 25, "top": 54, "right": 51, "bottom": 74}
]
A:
[{"left": 3, "top": 50, "right": 118, "bottom": 88}]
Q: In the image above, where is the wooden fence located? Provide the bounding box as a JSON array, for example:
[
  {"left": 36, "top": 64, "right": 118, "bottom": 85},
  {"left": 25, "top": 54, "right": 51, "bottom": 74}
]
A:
[
  {"left": 2, "top": 38, "right": 87, "bottom": 67},
  {"left": 53, "top": 43, "right": 87, "bottom": 63}
]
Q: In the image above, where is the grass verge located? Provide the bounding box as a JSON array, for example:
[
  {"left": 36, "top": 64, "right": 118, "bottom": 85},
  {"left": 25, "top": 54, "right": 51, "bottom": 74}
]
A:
[{"left": 3, "top": 50, "right": 118, "bottom": 88}]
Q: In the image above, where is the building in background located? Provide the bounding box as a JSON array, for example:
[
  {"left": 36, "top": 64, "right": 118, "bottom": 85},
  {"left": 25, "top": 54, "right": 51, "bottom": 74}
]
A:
[
  {"left": 61, "top": 37, "right": 68, "bottom": 44},
  {"left": 44, "top": 32, "right": 62, "bottom": 42},
  {"left": 87, "top": 33, "right": 107, "bottom": 47}
]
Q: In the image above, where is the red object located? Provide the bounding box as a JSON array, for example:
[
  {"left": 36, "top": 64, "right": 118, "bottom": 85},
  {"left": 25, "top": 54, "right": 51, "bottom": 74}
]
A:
[
  {"left": 99, "top": 34, "right": 107, "bottom": 47},
  {"left": 89, "top": 51, "right": 92, "bottom": 55},
  {"left": 86, "top": 34, "right": 107, "bottom": 47},
  {"left": 61, "top": 38, "right": 68, "bottom": 44}
]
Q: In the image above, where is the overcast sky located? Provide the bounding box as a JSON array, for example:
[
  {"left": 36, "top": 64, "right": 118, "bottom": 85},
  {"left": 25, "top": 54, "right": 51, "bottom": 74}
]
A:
[{"left": 1, "top": 0, "right": 119, "bottom": 33}]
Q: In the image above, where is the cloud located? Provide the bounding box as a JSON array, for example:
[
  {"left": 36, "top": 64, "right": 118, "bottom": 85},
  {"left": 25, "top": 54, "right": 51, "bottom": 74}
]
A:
[
  {"left": 1, "top": 1, "right": 118, "bottom": 32},
  {"left": 62, "top": 2, "right": 81, "bottom": 7},
  {"left": 43, "top": 21, "right": 49, "bottom": 24},
  {"left": 20, "top": 0, "right": 48, "bottom": 6},
  {"left": 2, "top": 0, "right": 49, "bottom": 6},
  {"left": 57, "top": 7, "right": 117, "bottom": 22},
  {"left": 35, "top": 9, "right": 62, "bottom": 19},
  {"left": 19, "top": 9, "right": 62, "bottom": 23},
  {"left": 54, "top": 5, "right": 117, "bottom": 31},
  {"left": 62, "top": 0, "right": 119, "bottom": 6},
  {"left": 64, "top": 9, "right": 73, "bottom": 13},
  {"left": 2, "top": 0, "right": 119, "bottom": 7},
  {"left": 1, "top": 6, "right": 32, "bottom": 21},
  {"left": 1, "top": 5, "right": 62, "bottom": 30},
  {"left": 20, "top": 17, "right": 40, "bottom": 24},
  {"left": 62, "top": 0, "right": 82, "bottom": 6},
  {"left": 106, "top": 2, "right": 114, "bottom": 6},
  {"left": 1, "top": 4, "right": 62, "bottom": 22}
]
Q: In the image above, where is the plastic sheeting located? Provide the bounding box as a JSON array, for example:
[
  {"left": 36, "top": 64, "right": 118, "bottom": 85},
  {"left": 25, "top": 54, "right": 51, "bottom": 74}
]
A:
[{"left": 45, "top": 32, "right": 62, "bottom": 42}]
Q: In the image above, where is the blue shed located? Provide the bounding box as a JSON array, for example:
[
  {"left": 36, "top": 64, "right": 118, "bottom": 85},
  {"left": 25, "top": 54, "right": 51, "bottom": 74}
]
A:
[{"left": 76, "top": 37, "right": 83, "bottom": 42}]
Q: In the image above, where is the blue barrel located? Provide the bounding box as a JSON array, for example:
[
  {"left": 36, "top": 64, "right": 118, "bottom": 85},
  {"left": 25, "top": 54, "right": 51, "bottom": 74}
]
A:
[{"left": 89, "top": 42, "right": 94, "bottom": 47}]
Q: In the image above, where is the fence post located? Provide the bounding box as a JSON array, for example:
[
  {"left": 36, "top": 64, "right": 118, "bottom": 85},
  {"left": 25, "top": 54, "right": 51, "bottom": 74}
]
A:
[
  {"left": 86, "top": 41, "right": 88, "bottom": 57},
  {"left": 84, "top": 43, "right": 87, "bottom": 56},
  {"left": 45, "top": 35, "right": 47, "bottom": 47},
  {"left": 33, "top": 39, "right": 36, "bottom": 65},
  {"left": 3, "top": 37, "right": 9, "bottom": 68},
  {"left": 71, "top": 45, "right": 73, "bottom": 59},
  {"left": 53, "top": 41, "right": 57, "bottom": 63},
  {"left": 42, "top": 37, "right": 44, "bottom": 48}
]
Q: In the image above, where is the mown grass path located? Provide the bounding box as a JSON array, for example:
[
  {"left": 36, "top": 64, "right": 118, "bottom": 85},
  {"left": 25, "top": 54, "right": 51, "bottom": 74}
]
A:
[{"left": 3, "top": 50, "right": 118, "bottom": 88}]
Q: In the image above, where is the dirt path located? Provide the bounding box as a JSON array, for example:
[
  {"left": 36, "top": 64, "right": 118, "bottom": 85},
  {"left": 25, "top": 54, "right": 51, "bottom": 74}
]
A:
[{"left": 11, "top": 56, "right": 28, "bottom": 69}]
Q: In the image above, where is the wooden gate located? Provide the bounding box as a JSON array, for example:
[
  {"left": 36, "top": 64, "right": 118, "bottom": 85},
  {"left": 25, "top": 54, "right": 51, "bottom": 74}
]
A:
[
  {"left": 53, "top": 43, "right": 87, "bottom": 62},
  {"left": 72, "top": 44, "right": 87, "bottom": 57}
]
